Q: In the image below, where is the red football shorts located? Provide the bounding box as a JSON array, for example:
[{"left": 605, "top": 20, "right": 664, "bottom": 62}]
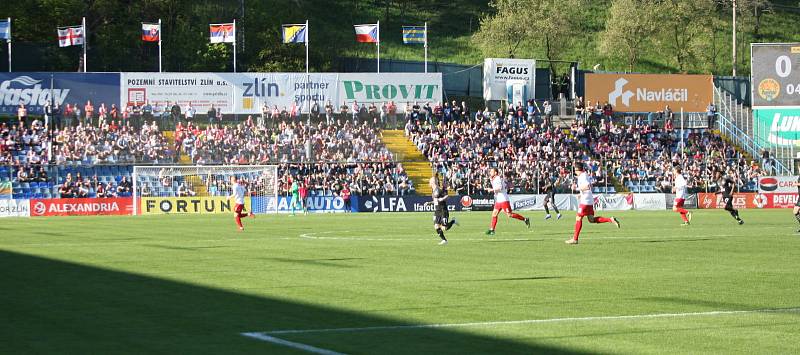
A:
[
  {"left": 577, "top": 204, "right": 595, "bottom": 217},
  {"left": 494, "top": 201, "right": 512, "bottom": 212},
  {"left": 674, "top": 198, "right": 685, "bottom": 208},
  {"left": 235, "top": 204, "right": 244, "bottom": 213}
]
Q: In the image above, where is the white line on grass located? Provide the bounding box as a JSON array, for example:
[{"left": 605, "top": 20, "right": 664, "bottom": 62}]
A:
[
  {"left": 246, "top": 307, "right": 800, "bottom": 336},
  {"left": 241, "top": 332, "right": 345, "bottom": 355}
]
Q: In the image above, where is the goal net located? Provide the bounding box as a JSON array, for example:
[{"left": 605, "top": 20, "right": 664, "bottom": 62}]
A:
[{"left": 132, "top": 165, "right": 278, "bottom": 215}]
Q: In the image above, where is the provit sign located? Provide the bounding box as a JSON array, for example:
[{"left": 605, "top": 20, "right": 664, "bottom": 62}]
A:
[{"left": 337, "top": 73, "right": 442, "bottom": 103}]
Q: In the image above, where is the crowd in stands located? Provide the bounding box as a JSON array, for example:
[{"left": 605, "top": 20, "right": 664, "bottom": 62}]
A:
[
  {"left": 2, "top": 96, "right": 768, "bottom": 200},
  {"left": 407, "top": 99, "right": 763, "bottom": 194}
]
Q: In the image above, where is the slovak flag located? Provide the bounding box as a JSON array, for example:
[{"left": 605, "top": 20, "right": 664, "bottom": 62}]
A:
[
  {"left": 57, "top": 26, "right": 84, "bottom": 47},
  {"left": 354, "top": 24, "right": 378, "bottom": 43},
  {"left": 210, "top": 23, "right": 235, "bottom": 43},
  {"left": 142, "top": 23, "right": 160, "bottom": 42}
]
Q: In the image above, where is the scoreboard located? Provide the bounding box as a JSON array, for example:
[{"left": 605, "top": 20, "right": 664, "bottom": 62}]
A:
[{"left": 752, "top": 43, "right": 800, "bottom": 108}]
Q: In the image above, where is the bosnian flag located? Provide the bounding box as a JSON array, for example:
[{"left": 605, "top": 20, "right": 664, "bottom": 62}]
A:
[
  {"left": 354, "top": 24, "right": 378, "bottom": 43},
  {"left": 210, "top": 23, "right": 235, "bottom": 43},
  {"left": 142, "top": 23, "right": 160, "bottom": 42},
  {"left": 57, "top": 26, "right": 84, "bottom": 47}
]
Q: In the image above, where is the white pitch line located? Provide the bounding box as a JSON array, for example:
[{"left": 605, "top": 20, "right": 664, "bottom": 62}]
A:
[
  {"left": 247, "top": 307, "right": 800, "bottom": 336},
  {"left": 241, "top": 332, "right": 345, "bottom": 355}
]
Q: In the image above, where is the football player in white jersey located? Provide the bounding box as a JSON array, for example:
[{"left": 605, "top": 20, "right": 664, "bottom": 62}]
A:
[
  {"left": 227, "top": 176, "right": 254, "bottom": 231},
  {"left": 485, "top": 167, "right": 530, "bottom": 236},
  {"left": 672, "top": 166, "right": 692, "bottom": 225},
  {"left": 567, "top": 162, "right": 619, "bottom": 244}
]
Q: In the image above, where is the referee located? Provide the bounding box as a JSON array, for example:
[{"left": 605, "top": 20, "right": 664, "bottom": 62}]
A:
[{"left": 430, "top": 176, "right": 457, "bottom": 245}]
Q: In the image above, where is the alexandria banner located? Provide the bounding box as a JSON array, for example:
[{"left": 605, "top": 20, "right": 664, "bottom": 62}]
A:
[
  {"left": 30, "top": 197, "right": 133, "bottom": 216},
  {"left": 120, "top": 72, "right": 442, "bottom": 115},
  {"left": 0, "top": 73, "right": 120, "bottom": 116}
]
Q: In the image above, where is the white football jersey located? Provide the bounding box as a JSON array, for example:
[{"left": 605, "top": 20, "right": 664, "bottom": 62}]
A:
[
  {"left": 577, "top": 172, "right": 593, "bottom": 205},
  {"left": 491, "top": 175, "right": 509, "bottom": 203},
  {"left": 674, "top": 174, "right": 688, "bottom": 199},
  {"left": 231, "top": 182, "right": 246, "bottom": 205}
]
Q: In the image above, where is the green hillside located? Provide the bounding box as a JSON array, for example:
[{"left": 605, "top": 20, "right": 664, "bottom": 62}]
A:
[{"left": 3, "top": 0, "right": 800, "bottom": 74}]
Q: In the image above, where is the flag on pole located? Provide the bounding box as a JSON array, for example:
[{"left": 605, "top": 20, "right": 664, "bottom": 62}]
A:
[
  {"left": 282, "top": 24, "right": 307, "bottom": 44},
  {"left": 402, "top": 26, "right": 425, "bottom": 44},
  {"left": 209, "top": 23, "right": 235, "bottom": 43},
  {"left": 0, "top": 20, "right": 9, "bottom": 40},
  {"left": 57, "top": 26, "right": 84, "bottom": 47},
  {"left": 142, "top": 23, "right": 160, "bottom": 42},
  {"left": 354, "top": 24, "right": 378, "bottom": 43}
]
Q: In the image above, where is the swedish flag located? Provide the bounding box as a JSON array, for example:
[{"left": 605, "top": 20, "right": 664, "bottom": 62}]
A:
[
  {"left": 402, "top": 26, "right": 425, "bottom": 44},
  {"left": 282, "top": 24, "right": 307, "bottom": 44}
]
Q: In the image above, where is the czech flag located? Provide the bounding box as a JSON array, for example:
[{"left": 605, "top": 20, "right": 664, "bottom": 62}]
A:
[
  {"left": 142, "top": 23, "right": 160, "bottom": 42},
  {"left": 354, "top": 24, "right": 378, "bottom": 43},
  {"left": 210, "top": 23, "right": 235, "bottom": 43}
]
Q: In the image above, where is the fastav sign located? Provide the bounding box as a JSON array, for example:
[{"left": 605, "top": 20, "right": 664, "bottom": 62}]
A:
[
  {"left": 584, "top": 73, "right": 712, "bottom": 113},
  {"left": 30, "top": 197, "right": 133, "bottom": 216}
]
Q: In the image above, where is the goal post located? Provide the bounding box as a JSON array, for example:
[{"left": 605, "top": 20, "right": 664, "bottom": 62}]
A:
[{"left": 132, "top": 165, "right": 279, "bottom": 215}]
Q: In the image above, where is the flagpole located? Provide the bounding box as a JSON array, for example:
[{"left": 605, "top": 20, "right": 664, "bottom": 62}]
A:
[
  {"left": 376, "top": 21, "right": 380, "bottom": 74},
  {"left": 82, "top": 17, "right": 87, "bottom": 72},
  {"left": 424, "top": 22, "right": 428, "bottom": 73},
  {"left": 232, "top": 19, "right": 237, "bottom": 73},
  {"left": 7, "top": 17, "right": 11, "bottom": 72},
  {"left": 158, "top": 19, "right": 162, "bottom": 72},
  {"left": 306, "top": 19, "right": 310, "bottom": 125}
]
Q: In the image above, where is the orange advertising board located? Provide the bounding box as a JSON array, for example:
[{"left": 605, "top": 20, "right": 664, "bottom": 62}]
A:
[{"left": 584, "top": 73, "right": 713, "bottom": 113}]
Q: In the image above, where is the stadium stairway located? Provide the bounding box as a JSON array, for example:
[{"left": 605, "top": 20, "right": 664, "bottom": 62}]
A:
[
  {"left": 382, "top": 130, "right": 433, "bottom": 195},
  {"left": 165, "top": 130, "right": 208, "bottom": 195}
]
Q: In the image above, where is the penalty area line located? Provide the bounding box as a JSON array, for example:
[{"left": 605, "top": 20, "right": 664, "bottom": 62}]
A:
[
  {"left": 241, "top": 332, "right": 346, "bottom": 355},
  {"left": 245, "top": 307, "right": 800, "bottom": 337}
]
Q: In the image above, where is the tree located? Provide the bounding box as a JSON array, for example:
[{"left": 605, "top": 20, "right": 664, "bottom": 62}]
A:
[
  {"left": 472, "top": 0, "right": 583, "bottom": 75},
  {"left": 599, "top": 0, "right": 660, "bottom": 72},
  {"left": 656, "top": 0, "right": 717, "bottom": 73}
]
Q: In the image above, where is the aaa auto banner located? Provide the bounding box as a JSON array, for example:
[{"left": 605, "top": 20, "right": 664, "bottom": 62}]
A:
[
  {"left": 120, "top": 72, "right": 442, "bottom": 115},
  {"left": 30, "top": 197, "right": 133, "bottom": 216},
  {"left": 251, "top": 195, "right": 353, "bottom": 213},
  {"left": 139, "top": 196, "right": 250, "bottom": 214},
  {"left": 697, "top": 192, "right": 798, "bottom": 209}
]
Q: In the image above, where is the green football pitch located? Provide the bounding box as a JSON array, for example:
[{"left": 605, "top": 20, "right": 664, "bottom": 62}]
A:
[{"left": 1, "top": 210, "right": 799, "bottom": 354}]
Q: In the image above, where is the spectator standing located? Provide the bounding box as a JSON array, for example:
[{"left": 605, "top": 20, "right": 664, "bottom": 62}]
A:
[
  {"left": 311, "top": 100, "right": 320, "bottom": 123},
  {"left": 259, "top": 103, "right": 268, "bottom": 128},
  {"left": 142, "top": 100, "right": 153, "bottom": 125},
  {"left": 388, "top": 101, "right": 397, "bottom": 129},
  {"left": 325, "top": 100, "right": 334, "bottom": 125},
  {"left": 185, "top": 102, "right": 196, "bottom": 123},
  {"left": 207, "top": 104, "right": 217, "bottom": 126},
  {"left": 84, "top": 100, "right": 95, "bottom": 126},
  {"left": 706, "top": 102, "right": 717, "bottom": 129},
  {"left": 170, "top": 101, "right": 182, "bottom": 128},
  {"left": 17, "top": 103, "right": 27, "bottom": 125}
]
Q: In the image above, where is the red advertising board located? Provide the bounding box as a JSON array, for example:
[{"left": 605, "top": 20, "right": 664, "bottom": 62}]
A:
[
  {"left": 697, "top": 193, "right": 798, "bottom": 209},
  {"left": 30, "top": 197, "right": 134, "bottom": 217}
]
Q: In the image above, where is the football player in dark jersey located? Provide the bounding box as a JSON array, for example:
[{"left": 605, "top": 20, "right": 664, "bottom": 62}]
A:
[
  {"left": 714, "top": 171, "right": 744, "bottom": 225},
  {"left": 430, "top": 176, "right": 457, "bottom": 245}
]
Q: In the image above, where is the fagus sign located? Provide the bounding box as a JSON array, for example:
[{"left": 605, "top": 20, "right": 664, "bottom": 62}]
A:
[{"left": 585, "top": 73, "right": 712, "bottom": 113}]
